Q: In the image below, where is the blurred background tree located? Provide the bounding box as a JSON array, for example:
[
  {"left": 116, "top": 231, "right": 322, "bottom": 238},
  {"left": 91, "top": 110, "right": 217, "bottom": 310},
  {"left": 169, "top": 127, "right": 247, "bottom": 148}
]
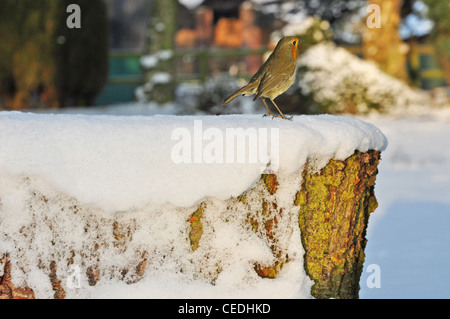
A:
[
  {"left": 140, "top": 0, "right": 177, "bottom": 104},
  {"left": 422, "top": 0, "right": 450, "bottom": 85},
  {"left": 54, "top": 0, "right": 109, "bottom": 107},
  {"left": 0, "top": 0, "right": 108, "bottom": 109},
  {"left": 0, "top": 0, "right": 58, "bottom": 109},
  {"left": 362, "top": 0, "right": 409, "bottom": 82}
]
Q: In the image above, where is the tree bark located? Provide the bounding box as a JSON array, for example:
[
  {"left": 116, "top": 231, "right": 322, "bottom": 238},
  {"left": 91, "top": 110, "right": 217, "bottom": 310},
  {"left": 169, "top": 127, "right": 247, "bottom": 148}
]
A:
[
  {"left": 295, "top": 150, "right": 381, "bottom": 299},
  {"left": 186, "top": 150, "right": 381, "bottom": 299},
  {"left": 0, "top": 255, "right": 35, "bottom": 299}
]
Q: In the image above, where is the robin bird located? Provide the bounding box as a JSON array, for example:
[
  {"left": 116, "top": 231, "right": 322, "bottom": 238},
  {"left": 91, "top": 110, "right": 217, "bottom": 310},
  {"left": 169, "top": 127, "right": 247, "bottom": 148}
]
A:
[{"left": 223, "top": 36, "right": 300, "bottom": 120}]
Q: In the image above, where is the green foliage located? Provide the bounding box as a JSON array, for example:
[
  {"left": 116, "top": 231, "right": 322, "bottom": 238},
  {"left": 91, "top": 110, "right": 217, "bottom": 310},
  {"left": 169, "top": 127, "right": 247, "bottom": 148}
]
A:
[
  {"left": 422, "top": 0, "right": 450, "bottom": 84},
  {"left": 0, "top": 0, "right": 58, "bottom": 108},
  {"left": 422, "top": 0, "right": 450, "bottom": 34},
  {"left": 0, "top": 0, "right": 108, "bottom": 108}
]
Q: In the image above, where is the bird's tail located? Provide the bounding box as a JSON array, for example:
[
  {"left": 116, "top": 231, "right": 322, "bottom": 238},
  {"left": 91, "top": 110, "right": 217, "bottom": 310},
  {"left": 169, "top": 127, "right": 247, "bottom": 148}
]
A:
[{"left": 223, "top": 83, "right": 256, "bottom": 105}]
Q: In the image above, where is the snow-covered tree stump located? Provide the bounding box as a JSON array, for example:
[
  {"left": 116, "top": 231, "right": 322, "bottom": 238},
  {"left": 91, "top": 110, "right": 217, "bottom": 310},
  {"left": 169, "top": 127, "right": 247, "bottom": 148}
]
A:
[
  {"left": 0, "top": 113, "right": 386, "bottom": 299},
  {"left": 0, "top": 150, "right": 380, "bottom": 299}
]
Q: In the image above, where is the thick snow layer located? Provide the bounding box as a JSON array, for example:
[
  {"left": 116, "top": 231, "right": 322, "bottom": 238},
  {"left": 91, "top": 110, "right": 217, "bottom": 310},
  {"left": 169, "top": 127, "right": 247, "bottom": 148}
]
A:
[
  {"left": 297, "top": 43, "right": 430, "bottom": 114},
  {"left": 0, "top": 111, "right": 387, "bottom": 299},
  {"left": 0, "top": 112, "right": 387, "bottom": 213}
]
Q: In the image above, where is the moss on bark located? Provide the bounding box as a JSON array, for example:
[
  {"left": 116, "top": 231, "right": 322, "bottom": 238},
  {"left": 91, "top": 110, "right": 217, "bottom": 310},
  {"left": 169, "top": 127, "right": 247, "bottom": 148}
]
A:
[
  {"left": 295, "top": 150, "right": 381, "bottom": 299},
  {"left": 188, "top": 203, "right": 206, "bottom": 251},
  {"left": 262, "top": 173, "right": 279, "bottom": 195}
]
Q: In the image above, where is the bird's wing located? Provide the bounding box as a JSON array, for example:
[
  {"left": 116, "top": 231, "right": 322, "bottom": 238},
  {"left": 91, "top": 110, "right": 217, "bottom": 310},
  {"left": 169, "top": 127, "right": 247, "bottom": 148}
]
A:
[{"left": 254, "top": 61, "right": 296, "bottom": 100}]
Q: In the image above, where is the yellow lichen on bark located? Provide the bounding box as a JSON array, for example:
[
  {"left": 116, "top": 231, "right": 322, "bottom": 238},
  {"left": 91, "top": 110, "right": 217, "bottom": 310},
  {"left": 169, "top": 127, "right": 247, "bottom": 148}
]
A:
[
  {"left": 188, "top": 203, "right": 206, "bottom": 251},
  {"left": 296, "top": 150, "right": 380, "bottom": 299}
]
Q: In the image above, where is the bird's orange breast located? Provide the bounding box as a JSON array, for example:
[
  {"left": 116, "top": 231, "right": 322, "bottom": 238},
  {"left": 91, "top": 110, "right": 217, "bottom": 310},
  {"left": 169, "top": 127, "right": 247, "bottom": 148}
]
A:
[{"left": 291, "top": 38, "right": 299, "bottom": 59}]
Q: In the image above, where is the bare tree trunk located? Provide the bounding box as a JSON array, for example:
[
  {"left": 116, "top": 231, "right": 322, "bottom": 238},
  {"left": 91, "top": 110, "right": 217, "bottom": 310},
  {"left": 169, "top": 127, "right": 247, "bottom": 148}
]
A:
[
  {"left": 363, "top": 0, "right": 409, "bottom": 82},
  {"left": 142, "top": 0, "right": 177, "bottom": 103}
]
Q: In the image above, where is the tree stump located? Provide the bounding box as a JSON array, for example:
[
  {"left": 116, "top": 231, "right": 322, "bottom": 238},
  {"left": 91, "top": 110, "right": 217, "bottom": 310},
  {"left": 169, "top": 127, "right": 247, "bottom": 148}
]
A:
[
  {"left": 0, "top": 150, "right": 382, "bottom": 299},
  {"left": 295, "top": 150, "right": 381, "bottom": 299}
]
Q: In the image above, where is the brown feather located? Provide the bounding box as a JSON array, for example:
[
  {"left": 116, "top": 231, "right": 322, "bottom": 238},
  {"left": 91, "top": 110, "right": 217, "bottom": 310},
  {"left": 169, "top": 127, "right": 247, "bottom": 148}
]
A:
[{"left": 223, "top": 82, "right": 257, "bottom": 105}]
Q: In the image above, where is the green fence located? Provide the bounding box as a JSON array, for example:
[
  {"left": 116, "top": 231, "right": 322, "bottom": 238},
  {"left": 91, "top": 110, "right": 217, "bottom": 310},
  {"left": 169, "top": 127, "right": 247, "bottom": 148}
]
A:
[
  {"left": 96, "top": 45, "right": 448, "bottom": 105},
  {"left": 408, "top": 44, "right": 447, "bottom": 90},
  {"left": 95, "top": 51, "right": 144, "bottom": 105}
]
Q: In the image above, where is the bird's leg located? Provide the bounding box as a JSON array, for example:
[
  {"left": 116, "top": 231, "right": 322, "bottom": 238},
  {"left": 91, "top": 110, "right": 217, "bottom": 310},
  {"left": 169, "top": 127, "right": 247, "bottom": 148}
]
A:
[
  {"left": 261, "top": 98, "right": 277, "bottom": 118},
  {"left": 270, "top": 99, "right": 293, "bottom": 120}
]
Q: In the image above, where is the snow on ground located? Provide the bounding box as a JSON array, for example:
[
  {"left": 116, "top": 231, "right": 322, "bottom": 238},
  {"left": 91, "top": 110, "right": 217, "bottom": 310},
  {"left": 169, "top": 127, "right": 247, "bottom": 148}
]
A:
[{"left": 356, "top": 109, "right": 450, "bottom": 299}]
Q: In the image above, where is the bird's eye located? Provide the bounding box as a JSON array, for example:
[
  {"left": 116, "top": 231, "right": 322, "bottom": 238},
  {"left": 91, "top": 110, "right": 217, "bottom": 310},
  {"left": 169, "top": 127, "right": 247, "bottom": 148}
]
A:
[{"left": 293, "top": 41, "right": 297, "bottom": 45}]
